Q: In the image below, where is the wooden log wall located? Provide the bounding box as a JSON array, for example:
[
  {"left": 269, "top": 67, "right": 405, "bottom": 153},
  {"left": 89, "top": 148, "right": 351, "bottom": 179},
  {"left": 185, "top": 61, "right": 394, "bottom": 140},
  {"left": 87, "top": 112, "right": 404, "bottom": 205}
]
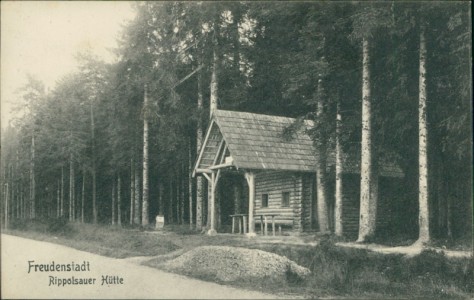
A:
[
  {"left": 302, "top": 173, "right": 315, "bottom": 231},
  {"left": 341, "top": 174, "right": 361, "bottom": 239},
  {"left": 254, "top": 171, "right": 303, "bottom": 229}
]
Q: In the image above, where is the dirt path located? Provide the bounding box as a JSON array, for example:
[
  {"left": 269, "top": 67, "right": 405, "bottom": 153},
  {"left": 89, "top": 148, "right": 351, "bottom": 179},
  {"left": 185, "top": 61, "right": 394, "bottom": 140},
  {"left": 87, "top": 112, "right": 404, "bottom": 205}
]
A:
[
  {"left": 336, "top": 242, "right": 473, "bottom": 258},
  {"left": 1, "top": 234, "right": 284, "bottom": 299}
]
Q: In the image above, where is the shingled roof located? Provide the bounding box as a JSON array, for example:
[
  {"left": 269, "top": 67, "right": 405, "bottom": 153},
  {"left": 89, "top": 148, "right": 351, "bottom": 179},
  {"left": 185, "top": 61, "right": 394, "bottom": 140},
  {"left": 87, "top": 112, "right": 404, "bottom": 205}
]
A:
[
  {"left": 194, "top": 109, "right": 403, "bottom": 177},
  {"left": 195, "top": 109, "right": 316, "bottom": 173}
]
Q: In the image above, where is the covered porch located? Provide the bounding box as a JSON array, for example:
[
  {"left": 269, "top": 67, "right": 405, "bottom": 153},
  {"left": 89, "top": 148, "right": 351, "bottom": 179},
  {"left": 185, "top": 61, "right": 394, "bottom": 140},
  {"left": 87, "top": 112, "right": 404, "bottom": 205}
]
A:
[{"left": 193, "top": 110, "right": 316, "bottom": 237}]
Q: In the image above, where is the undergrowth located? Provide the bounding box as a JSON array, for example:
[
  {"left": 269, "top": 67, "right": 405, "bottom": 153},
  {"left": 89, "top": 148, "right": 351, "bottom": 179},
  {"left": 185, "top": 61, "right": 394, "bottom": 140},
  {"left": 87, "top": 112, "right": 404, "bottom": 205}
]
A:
[
  {"left": 251, "top": 237, "right": 474, "bottom": 298},
  {"left": 8, "top": 218, "right": 180, "bottom": 258}
]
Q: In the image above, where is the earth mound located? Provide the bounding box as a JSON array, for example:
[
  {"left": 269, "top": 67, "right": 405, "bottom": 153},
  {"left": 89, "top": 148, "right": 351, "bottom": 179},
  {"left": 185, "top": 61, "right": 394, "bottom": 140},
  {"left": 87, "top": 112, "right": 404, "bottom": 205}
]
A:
[{"left": 162, "top": 245, "right": 310, "bottom": 282}]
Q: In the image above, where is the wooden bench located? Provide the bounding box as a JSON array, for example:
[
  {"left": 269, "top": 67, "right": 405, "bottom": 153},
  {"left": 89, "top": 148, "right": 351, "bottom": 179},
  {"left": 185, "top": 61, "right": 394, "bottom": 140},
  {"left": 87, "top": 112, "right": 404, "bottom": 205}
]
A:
[
  {"left": 231, "top": 213, "right": 285, "bottom": 236},
  {"left": 255, "top": 213, "right": 280, "bottom": 236}
]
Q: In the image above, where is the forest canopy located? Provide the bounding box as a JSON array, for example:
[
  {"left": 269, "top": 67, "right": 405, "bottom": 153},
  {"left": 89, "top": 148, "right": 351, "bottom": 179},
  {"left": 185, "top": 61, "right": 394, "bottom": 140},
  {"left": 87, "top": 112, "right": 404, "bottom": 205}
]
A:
[{"left": 1, "top": 2, "right": 471, "bottom": 242}]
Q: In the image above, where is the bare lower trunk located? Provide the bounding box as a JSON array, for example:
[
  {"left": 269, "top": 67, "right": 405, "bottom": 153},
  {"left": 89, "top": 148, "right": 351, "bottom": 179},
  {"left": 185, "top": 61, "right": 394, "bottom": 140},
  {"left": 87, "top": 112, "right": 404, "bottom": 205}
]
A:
[
  {"left": 176, "top": 172, "right": 180, "bottom": 224},
  {"left": 112, "top": 178, "right": 116, "bottom": 225},
  {"left": 16, "top": 152, "right": 20, "bottom": 219},
  {"left": 30, "top": 134, "right": 35, "bottom": 218},
  {"left": 188, "top": 142, "right": 193, "bottom": 229},
  {"left": 69, "top": 152, "right": 74, "bottom": 222},
  {"left": 358, "top": 38, "right": 377, "bottom": 243},
  {"left": 134, "top": 166, "right": 141, "bottom": 225},
  {"left": 142, "top": 85, "right": 149, "bottom": 227},
  {"left": 4, "top": 183, "right": 9, "bottom": 229},
  {"left": 81, "top": 169, "right": 85, "bottom": 223},
  {"left": 10, "top": 175, "right": 15, "bottom": 220},
  {"left": 91, "top": 102, "right": 98, "bottom": 224},
  {"left": 196, "top": 54, "right": 204, "bottom": 231},
  {"left": 117, "top": 175, "right": 121, "bottom": 226},
  {"left": 315, "top": 77, "right": 329, "bottom": 233},
  {"left": 447, "top": 196, "right": 452, "bottom": 238},
  {"left": 207, "top": 182, "right": 212, "bottom": 229},
  {"left": 130, "top": 158, "right": 135, "bottom": 224},
  {"left": 417, "top": 26, "right": 430, "bottom": 244},
  {"left": 168, "top": 178, "right": 174, "bottom": 224},
  {"left": 21, "top": 184, "right": 25, "bottom": 219},
  {"left": 57, "top": 181, "right": 60, "bottom": 218},
  {"left": 180, "top": 164, "right": 185, "bottom": 225},
  {"left": 72, "top": 160, "right": 75, "bottom": 221},
  {"left": 334, "top": 105, "right": 343, "bottom": 236},
  {"left": 61, "top": 165, "right": 64, "bottom": 217},
  {"left": 158, "top": 181, "right": 164, "bottom": 215}
]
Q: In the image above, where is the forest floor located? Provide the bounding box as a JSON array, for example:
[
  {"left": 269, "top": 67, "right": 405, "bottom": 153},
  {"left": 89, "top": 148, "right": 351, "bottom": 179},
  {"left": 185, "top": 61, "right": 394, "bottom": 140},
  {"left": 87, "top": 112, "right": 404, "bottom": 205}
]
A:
[{"left": 4, "top": 219, "right": 474, "bottom": 299}]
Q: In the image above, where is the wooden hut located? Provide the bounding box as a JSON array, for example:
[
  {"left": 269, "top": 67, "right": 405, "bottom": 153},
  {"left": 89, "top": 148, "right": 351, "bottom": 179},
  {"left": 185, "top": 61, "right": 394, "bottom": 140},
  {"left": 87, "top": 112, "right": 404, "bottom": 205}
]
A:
[{"left": 193, "top": 109, "right": 405, "bottom": 238}]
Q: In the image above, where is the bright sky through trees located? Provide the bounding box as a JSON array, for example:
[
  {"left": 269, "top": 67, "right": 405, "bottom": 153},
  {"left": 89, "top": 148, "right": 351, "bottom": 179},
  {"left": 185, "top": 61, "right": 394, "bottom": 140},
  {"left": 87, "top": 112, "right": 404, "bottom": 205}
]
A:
[{"left": 1, "top": 1, "right": 135, "bottom": 129}]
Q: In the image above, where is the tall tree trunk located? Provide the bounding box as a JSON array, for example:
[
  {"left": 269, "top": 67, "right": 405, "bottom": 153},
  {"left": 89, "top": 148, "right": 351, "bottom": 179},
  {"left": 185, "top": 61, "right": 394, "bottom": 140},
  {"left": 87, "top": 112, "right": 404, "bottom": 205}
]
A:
[
  {"left": 69, "top": 152, "right": 74, "bottom": 222},
  {"left": 142, "top": 85, "right": 150, "bottom": 226},
  {"left": 21, "top": 181, "right": 25, "bottom": 219},
  {"left": 206, "top": 31, "right": 220, "bottom": 229},
  {"left": 30, "top": 134, "right": 35, "bottom": 218},
  {"left": 210, "top": 50, "right": 218, "bottom": 117},
  {"left": 15, "top": 150, "right": 19, "bottom": 219},
  {"left": 112, "top": 178, "right": 116, "bottom": 225},
  {"left": 134, "top": 165, "right": 141, "bottom": 225},
  {"left": 231, "top": 5, "right": 241, "bottom": 77},
  {"left": 176, "top": 172, "right": 180, "bottom": 224},
  {"left": 315, "top": 77, "right": 329, "bottom": 233},
  {"left": 158, "top": 181, "right": 164, "bottom": 216},
  {"left": 117, "top": 175, "right": 122, "bottom": 226},
  {"left": 81, "top": 168, "right": 85, "bottom": 223},
  {"left": 4, "top": 182, "right": 9, "bottom": 229},
  {"left": 61, "top": 165, "right": 64, "bottom": 217},
  {"left": 196, "top": 52, "right": 204, "bottom": 230},
  {"left": 358, "top": 38, "right": 377, "bottom": 242},
  {"left": 91, "top": 102, "right": 98, "bottom": 224},
  {"left": 207, "top": 182, "right": 212, "bottom": 229},
  {"left": 180, "top": 164, "right": 185, "bottom": 225},
  {"left": 10, "top": 165, "right": 15, "bottom": 220},
  {"left": 446, "top": 195, "right": 452, "bottom": 239},
  {"left": 57, "top": 181, "right": 60, "bottom": 218},
  {"left": 72, "top": 158, "right": 75, "bottom": 221},
  {"left": 168, "top": 177, "right": 174, "bottom": 224},
  {"left": 130, "top": 158, "right": 135, "bottom": 224},
  {"left": 417, "top": 26, "right": 430, "bottom": 244},
  {"left": 334, "top": 102, "right": 344, "bottom": 236},
  {"left": 188, "top": 140, "right": 193, "bottom": 229}
]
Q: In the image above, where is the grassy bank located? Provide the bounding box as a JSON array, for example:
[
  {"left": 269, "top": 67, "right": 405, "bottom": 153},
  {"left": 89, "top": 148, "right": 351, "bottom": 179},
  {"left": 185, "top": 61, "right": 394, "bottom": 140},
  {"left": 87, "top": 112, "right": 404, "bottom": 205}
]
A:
[
  {"left": 6, "top": 218, "right": 179, "bottom": 258},
  {"left": 5, "top": 219, "right": 473, "bottom": 299},
  {"left": 246, "top": 239, "right": 474, "bottom": 298}
]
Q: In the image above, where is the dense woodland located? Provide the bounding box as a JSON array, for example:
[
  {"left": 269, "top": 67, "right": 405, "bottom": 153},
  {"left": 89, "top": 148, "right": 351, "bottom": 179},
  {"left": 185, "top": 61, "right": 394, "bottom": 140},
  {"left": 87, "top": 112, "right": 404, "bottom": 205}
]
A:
[{"left": 1, "top": 2, "right": 471, "bottom": 244}]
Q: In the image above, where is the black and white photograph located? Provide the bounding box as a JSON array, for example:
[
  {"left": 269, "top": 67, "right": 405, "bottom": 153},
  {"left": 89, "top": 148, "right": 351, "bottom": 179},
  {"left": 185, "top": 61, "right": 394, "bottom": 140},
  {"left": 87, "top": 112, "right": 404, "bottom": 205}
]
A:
[{"left": 1, "top": 1, "right": 472, "bottom": 299}]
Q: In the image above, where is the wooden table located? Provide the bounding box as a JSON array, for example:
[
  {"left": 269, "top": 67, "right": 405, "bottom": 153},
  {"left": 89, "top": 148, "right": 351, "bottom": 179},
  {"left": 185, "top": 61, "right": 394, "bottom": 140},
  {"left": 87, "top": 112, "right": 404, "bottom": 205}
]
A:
[{"left": 230, "top": 214, "right": 248, "bottom": 234}]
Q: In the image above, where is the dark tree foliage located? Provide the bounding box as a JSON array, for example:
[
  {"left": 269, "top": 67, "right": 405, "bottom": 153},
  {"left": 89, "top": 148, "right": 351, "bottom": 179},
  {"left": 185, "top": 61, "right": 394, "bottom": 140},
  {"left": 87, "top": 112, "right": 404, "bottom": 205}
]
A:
[{"left": 1, "top": 2, "right": 470, "bottom": 240}]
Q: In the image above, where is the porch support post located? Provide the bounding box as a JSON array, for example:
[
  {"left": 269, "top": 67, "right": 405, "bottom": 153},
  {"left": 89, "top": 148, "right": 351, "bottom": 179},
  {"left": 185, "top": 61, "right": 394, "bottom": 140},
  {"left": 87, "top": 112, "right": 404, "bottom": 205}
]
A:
[
  {"left": 207, "top": 171, "right": 217, "bottom": 236},
  {"left": 245, "top": 171, "right": 256, "bottom": 237}
]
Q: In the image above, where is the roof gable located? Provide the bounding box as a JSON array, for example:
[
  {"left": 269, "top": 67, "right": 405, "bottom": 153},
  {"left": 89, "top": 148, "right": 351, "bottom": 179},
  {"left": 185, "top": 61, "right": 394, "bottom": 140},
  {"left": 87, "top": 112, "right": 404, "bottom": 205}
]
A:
[{"left": 194, "top": 109, "right": 316, "bottom": 173}]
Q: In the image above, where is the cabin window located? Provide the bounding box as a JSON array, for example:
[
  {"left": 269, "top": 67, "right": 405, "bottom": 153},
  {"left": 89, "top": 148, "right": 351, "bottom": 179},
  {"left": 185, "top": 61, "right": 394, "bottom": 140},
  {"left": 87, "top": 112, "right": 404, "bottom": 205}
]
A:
[
  {"left": 261, "top": 194, "right": 269, "bottom": 208},
  {"left": 282, "top": 192, "right": 290, "bottom": 207}
]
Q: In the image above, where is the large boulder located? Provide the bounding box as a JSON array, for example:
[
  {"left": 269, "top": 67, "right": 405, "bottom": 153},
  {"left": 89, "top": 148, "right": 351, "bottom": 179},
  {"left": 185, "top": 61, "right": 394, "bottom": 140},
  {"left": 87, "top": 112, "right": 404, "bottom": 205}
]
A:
[{"left": 163, "top": 246, "right": 310, "bottom": 282}]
